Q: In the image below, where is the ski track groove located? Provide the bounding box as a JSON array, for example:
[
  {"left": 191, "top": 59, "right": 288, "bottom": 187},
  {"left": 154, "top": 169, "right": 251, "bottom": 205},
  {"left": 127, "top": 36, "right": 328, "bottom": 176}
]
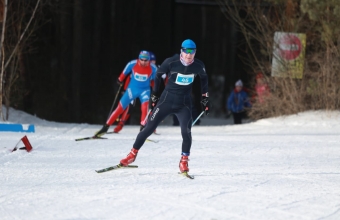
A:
[{"left": 320, "top": 207, "right": 340, "bottom": 220}]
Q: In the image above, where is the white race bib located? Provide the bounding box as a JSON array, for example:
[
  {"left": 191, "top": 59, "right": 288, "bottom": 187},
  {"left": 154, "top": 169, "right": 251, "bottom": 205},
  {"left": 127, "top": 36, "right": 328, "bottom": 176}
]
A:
[
  {"left": 175, "top": 73, "right": 194, "bottom": 85},
  {"left": 134, "top": 72, "right": 148, "bottom": 82}
]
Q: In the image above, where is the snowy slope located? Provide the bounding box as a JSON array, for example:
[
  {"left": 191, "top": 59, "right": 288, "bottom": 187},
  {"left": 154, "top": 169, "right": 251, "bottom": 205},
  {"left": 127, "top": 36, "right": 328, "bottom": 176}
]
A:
[{"left": 1, "top": 107, "right": 340, "bottom": 220}]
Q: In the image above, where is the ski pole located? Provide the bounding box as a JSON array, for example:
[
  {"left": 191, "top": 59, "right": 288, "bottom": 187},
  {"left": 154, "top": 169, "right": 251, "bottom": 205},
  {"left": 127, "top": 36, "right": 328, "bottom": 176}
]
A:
[
  {"left": 192, "top": 111, "right": 204, "bottom": 126},
  {"left": 141, "top": 109, "right": 152, "bottom": 126},
  {"left": 106, "top": 83, "right": 123, "bottom": 121}
]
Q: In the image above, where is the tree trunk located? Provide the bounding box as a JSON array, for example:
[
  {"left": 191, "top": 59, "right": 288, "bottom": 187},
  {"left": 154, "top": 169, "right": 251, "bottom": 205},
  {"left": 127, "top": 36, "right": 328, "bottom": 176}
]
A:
[
  {"left": 59, "top": 0, "right": 73, "bottom": 121},
  {"left": 72, "top": 0, "right": 83, "bottom": 122},
  {"left": 0, "top": 0, "right": 8, "bottom": 121},
  {"left": 90, "top": 1, "right": 103, "bottom": 120}
]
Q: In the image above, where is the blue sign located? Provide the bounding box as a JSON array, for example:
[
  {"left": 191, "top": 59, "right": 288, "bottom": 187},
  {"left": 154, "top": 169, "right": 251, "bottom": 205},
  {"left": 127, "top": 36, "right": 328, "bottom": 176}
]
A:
[{"left": 0, "top": 124, "right": 35, "bottom": 133}]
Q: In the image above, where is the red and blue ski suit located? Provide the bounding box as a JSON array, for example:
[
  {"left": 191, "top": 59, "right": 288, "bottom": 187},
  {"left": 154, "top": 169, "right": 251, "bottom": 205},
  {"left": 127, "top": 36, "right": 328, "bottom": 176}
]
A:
[{"left": 106, "top": 59, "right": 157, "bottom": 126}]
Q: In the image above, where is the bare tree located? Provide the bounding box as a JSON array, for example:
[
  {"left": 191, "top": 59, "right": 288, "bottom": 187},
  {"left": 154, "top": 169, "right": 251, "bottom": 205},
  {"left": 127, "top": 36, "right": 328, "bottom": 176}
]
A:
[
  {"left": 0, "top": 0, "right": 8, "bottom": 120},
  {"left": 0, "top": 0, "right": 41, "bottom": 121},
  {"left": 217, "top": 0, "right": 340, "bottom": 119}
]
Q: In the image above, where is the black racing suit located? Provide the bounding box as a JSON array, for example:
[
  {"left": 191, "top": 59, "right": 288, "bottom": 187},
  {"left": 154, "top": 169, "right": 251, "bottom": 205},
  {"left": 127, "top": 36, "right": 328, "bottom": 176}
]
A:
[{"left": 133, "top": 54, "right": 209, "bottom": 155}]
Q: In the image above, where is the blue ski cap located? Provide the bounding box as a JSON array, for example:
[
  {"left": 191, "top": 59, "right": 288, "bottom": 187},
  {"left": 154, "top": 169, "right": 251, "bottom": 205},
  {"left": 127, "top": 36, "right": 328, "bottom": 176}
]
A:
[
  {"left": 149, "top": 51, "right": 156, "bottom": 61},
  {"left": 139, "top": 50, "right": 150, "bottom": 60},
  {"left": 181, "top": 39, "right": 196, "bottom": 49}
]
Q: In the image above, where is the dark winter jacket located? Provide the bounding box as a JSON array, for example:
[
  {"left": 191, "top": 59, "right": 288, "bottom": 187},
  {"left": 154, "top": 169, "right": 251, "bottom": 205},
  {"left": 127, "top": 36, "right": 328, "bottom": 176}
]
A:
[{"left": 227, "top": 89, "right": 251, "bottom": 113}]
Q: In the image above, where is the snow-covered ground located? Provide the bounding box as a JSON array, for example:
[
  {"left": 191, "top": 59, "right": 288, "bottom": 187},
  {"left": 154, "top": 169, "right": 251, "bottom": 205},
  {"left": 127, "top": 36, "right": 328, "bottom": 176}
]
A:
[{"left": 1, "top": 107, "right": 340, "bottom": 220}]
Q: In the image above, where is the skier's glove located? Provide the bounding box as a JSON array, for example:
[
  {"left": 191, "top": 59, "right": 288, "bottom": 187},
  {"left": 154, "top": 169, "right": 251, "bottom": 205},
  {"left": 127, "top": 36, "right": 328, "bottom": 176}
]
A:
[
  {"left": 117, "top": 79, "right": 123, "bottom": 86},
  {"left": 201, "top": 94, "right": 210, "bottom": 115},
  {"left": 150, "top": 94, "right": 159, "bottom": 111}
]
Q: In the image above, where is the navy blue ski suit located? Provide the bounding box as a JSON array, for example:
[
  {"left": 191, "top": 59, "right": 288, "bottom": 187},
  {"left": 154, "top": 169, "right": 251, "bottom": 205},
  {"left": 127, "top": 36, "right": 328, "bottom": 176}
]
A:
[{"left": 133, "top": 54, "right": 209, "bottom": 155}]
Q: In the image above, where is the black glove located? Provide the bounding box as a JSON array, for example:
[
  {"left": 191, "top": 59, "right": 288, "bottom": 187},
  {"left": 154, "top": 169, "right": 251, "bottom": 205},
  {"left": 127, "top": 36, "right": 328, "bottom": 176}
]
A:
[
  {"left": 140, "top": 125, "right": 145, "bottom": 132},
  {"left": 117, "top": 79, "right": 123, "bottom": 86},
  {"left": 150, "top": 94, "right": 159, "bottom": 111},
  {"left": 201, "top": 96, "right": 210, "bottom": 115}
]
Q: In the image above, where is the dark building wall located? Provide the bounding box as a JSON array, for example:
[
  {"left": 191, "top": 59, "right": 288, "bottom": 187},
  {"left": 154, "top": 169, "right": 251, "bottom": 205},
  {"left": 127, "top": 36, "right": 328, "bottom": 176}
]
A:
[{"left": 24, "top": 0, "right": 247, "bottom": 124}]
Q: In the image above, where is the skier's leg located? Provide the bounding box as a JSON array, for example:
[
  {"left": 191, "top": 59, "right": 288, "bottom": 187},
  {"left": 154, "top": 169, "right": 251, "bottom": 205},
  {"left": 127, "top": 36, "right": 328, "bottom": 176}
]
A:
[
  {"left": 176, "top": 103, "right": 193, "bottom": 173},
  {"left": 106, "top": 90, "right": 133, "bottom": 125},
  {"left": 140, "top": 101, "right": 149, "bottom": 125},
  {"left": 119, "top": 99, "right": 135, "bottom": 127},
  {"left": 176, "top": 105, "right": 193, "bottom": 155},
  {"left": 133, "top": 103, "right": 170, "bottom": 150},
  {"left": 113, "top": 105, "right": 130, "bottom": 133},
  {"left": 138, "top": 89, "right": 151, "bottom": 125},
  {"left": 95, "top": 89, "right": 135, "bottom": 137},
  {"left": 106, "top": 103, "right": 124, "bottom": 126},
  {"left": 120, "top": 104, "right": 171, "bottom": 166},
  {"left": 120, "top": 91, "right": 172, "bottom": 166}
]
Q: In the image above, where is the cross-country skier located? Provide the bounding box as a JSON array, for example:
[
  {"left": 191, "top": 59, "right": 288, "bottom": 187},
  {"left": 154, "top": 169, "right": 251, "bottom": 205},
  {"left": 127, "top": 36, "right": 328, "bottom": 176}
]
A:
[
  {"left": 112, "top": 51, "right": 159, "bottom": 133},
  {"left": 95, "top": 51, "right": 157, "bottom": 136},
  {"left": 119, "top": 39, "right": 210, "bottom": 174},
  {"left": 149, "top": 51, "right": 157, "bottom": 66}
]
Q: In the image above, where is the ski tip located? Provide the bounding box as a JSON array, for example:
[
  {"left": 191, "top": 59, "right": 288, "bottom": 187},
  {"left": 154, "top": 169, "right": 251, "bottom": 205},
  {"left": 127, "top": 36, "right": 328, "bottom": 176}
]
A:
[
  {"left": 146, "top": 139, "right": 159, "bottom": 143},
  {"left": 126, "top": 165, "right": 138, "bottom": 168},
  {"left": 179, "top": 171, "right": 194, "bottom": 179}
]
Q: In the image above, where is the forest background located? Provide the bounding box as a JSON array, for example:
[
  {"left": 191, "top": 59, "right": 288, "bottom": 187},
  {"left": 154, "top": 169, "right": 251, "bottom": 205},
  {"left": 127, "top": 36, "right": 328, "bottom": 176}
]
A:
[{"left": 0, "top": 0, "right": 339, "bottom": 124}]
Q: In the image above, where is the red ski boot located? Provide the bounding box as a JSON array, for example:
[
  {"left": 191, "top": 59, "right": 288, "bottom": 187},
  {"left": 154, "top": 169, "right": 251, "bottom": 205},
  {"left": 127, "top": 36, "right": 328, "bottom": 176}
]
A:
[
  {"left": 179, "top": 155, "right": 189, "bottom": 173},
  {"left": 120, "top": 148, "right": 139, "bottom": 166},
  {"left": 113, "top": 122, "right": 124, "bottom": 133}
]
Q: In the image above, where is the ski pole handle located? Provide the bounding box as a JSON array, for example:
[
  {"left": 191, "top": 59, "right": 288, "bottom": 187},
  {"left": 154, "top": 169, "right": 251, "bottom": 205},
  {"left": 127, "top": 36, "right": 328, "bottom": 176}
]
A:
[{"left": 192, "top": 111, "right": 204, "bottom": 126}]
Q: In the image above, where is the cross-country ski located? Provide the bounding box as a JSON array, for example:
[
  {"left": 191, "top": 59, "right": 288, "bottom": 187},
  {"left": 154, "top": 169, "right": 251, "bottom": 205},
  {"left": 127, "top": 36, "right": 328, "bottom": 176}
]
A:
[
  {"left": 95, "top": 164, "right": 138, "bottom": 173},
  {"left": 75, "top": 136, "right": 107, "bottom": 141}
]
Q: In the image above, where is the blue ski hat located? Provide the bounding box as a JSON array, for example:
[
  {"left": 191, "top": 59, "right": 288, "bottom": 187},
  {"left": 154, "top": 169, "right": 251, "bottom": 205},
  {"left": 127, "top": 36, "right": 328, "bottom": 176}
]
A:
[
  {"left": 139, "top": 50, "right": 150, "bottom": 60},
  {"left": 181, "top": 39, "right": 196, "bottom": 49},
  {"left": 149, "top": 51, "right": 156, "bottom": 61}
]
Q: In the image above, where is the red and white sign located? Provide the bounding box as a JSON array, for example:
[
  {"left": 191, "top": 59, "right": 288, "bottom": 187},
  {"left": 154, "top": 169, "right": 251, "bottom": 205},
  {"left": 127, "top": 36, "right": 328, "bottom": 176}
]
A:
[
  {"left": 272, "top": 32, "right": 306, "bottom": 79},
  {"left": 277, "top": 34, "right": 302, "bottom": 61}
]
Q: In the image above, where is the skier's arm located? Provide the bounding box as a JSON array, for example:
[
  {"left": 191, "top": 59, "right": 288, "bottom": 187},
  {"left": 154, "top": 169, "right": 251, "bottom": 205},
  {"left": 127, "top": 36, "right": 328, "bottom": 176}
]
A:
[
  {"left": 227, "top": 92, "right": 234, "bottom": 110},
  {"left": 149, "top": 63, "right": 158, "bottom": 89},
  {"left": 197, "top": 64, "right": 210, "bottom": 115},
  {"left": 153, "top": 58, "right": 170, "bottom": 96},
  {"left": 123, "top": 76, "right": 131, "bottom": 90},
  {"left": 197, "top": 64, "right": 208, "bottom": 96},
  {"left": 118, "top": 60, "right": 134, "bottom": 82}
]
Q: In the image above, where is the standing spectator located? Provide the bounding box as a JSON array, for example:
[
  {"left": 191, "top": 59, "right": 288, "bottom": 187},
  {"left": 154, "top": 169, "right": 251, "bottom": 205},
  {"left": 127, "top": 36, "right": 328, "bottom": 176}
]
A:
[
  {"left": 227, "top": 80, "right": 251, "bottom": 124},
  {"left": 95, "top": 51, "right": 157, "bottom": 137},
  {"left": 254, "top": 72, "right": 270, "bottom": 103}
]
